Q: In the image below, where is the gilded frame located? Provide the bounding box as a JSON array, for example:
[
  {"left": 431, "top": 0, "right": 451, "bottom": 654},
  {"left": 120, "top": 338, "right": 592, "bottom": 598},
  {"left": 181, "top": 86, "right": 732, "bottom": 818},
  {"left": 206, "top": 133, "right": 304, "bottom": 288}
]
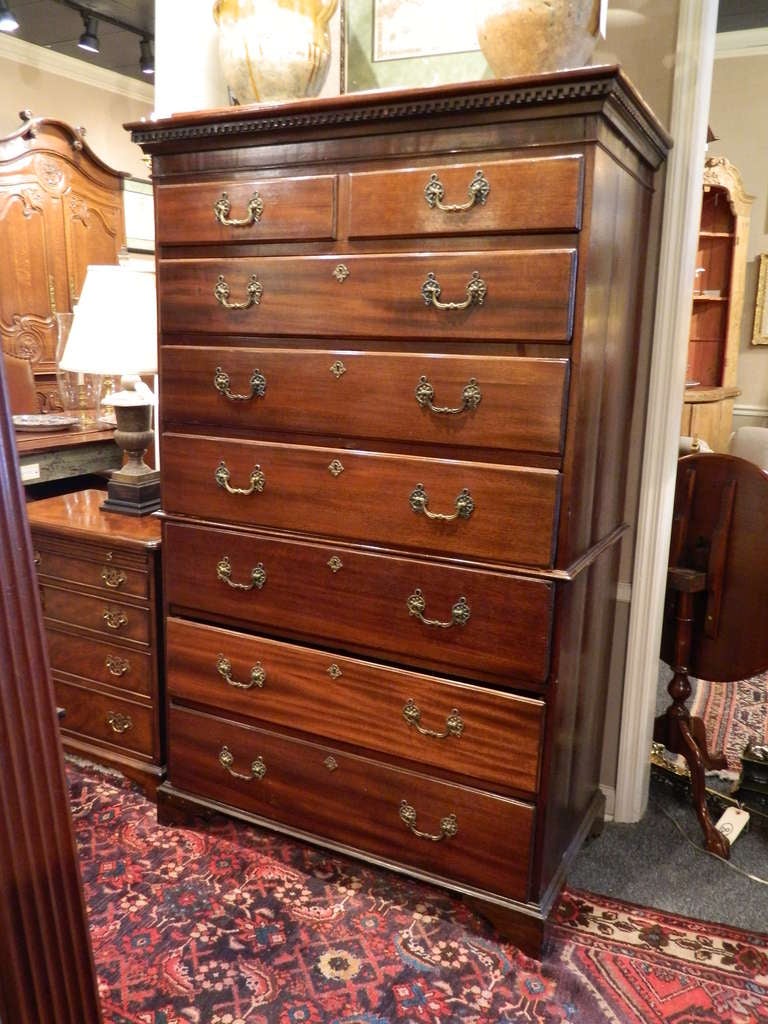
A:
[
  {"left": 344, "top": 0, "right": 489, "bottom": 94},
  {"left": 752, "top": 253, "right": 768, "bottom": 346}
]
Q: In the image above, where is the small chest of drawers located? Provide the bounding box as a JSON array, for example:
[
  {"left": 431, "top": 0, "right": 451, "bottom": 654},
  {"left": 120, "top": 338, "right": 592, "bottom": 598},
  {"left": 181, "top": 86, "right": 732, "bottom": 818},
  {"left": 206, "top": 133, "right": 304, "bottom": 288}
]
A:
[
  {"left": 26, "top": 489, "right": 164, "bottom": 797},
  {"left": 131, "top": 67, "right": 669, "bottom": 955}
]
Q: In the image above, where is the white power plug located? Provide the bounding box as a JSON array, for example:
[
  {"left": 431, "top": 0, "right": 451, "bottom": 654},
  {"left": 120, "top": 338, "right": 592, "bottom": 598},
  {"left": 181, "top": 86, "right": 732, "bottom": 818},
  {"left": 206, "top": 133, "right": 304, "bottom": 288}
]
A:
[{"left": 715, "top": 806, "right": 750, "bottom": 844}]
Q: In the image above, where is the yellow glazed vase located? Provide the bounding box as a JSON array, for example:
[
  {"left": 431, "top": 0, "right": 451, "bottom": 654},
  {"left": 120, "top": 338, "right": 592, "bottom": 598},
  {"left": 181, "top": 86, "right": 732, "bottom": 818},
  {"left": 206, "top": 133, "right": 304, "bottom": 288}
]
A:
[
  {"left": 475, "top": 0, "right": 600, "bottom": 78},
  {"left": 213, "top": 0, "right": 338, "bottom": 105}
]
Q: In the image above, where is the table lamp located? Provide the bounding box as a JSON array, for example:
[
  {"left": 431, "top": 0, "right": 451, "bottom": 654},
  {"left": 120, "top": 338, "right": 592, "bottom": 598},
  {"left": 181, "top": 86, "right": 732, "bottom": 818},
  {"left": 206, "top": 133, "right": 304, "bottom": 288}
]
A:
[{"left": 59, "top": 264, "right": 160, "bottom": 516}]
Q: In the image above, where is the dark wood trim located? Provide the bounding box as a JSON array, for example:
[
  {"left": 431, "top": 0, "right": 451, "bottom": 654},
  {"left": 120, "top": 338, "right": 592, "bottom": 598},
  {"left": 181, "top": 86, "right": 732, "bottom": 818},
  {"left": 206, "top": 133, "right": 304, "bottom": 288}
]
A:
[{"left": 0, "top": 364, "right": 102, "bottom": 1021}]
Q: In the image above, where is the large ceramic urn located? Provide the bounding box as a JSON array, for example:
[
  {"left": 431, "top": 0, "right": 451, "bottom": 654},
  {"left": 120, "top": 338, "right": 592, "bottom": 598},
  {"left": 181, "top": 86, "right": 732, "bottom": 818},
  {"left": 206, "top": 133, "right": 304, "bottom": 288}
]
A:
[
  {"left": 476, "top": 0, "right": 600, "bottom": 78},
  {"left": 213, "top": 0, "right": 338, "bottom": 105}
]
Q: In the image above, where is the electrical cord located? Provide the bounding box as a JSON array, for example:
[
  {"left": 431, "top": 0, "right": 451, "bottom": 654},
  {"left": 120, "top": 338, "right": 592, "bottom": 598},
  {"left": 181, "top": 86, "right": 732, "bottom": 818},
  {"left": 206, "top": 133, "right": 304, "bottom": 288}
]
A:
[{"left": 655, "top": 800, "right": 768, "bottom": 886}]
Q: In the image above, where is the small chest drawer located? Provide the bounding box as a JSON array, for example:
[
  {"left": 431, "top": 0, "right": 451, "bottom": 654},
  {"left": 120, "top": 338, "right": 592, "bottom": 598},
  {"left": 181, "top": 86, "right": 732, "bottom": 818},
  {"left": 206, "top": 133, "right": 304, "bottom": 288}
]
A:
[
  {"left": 163, "top": 433, "right": 559, "bottom": 567},
  {"left": 348, "top": 155, "right": 584, "bottom": 238},
  {"left": 161, "top": 347, "right": 569, "bottom": 456},
  {"left": 164, "top": 522, "right": 553, "bottom": 686},
  {"left": 33, "top": 545, "right": 150, "bottom": 599},
  {"left": 158, "top": 250, "right": 576, "bottom": 342},
  {"left": 166, "top": 617, "right": 544, "bottom": 795},
  {"left": 168, "top": 704, "right": 535, "bottom": 900},
  {"left": 55, "top": 678, "right": 153, "bottom": 757},
  {"left": 47, "top": 625, "right": 152, "bottom": 696},
  {"left": 41, "top": 585, "right": 151, "bottom": 644},
  {"left": 155, "top": 174, "right": 337, "bottom": 245}
]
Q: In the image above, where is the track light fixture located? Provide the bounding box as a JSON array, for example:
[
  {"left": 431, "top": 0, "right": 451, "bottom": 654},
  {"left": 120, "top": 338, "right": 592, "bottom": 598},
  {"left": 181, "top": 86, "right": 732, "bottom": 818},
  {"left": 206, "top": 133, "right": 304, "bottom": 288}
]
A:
[
  {"left": 139, "top": 37, "right": 154, "bottom": 76},
  {"left": 77, "top": 13, "right": 99, "bottom": 53},
  {"left": 0, "top": 0, "right": 19, "bottom": 33}
]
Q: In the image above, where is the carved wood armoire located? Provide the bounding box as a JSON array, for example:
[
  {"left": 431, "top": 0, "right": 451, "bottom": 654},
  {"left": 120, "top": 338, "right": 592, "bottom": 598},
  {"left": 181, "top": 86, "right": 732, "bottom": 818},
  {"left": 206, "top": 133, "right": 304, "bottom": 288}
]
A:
[{"left": 0, "top": 112, "right": 126, "bottom": 411}]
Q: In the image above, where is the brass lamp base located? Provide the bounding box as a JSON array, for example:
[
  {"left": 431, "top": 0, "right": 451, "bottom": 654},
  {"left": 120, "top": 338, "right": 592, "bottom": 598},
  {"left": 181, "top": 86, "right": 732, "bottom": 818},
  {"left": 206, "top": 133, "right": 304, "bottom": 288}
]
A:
[{"left": 101, "top": 399, "right": 160, "bottom": 517}]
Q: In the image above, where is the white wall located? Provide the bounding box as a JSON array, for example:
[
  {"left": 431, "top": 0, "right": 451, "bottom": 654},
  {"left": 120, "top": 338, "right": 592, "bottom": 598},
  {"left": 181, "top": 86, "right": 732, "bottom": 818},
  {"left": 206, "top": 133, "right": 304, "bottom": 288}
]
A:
[{"left": 0, "top": 35, "right": 153, "bottom": 178}]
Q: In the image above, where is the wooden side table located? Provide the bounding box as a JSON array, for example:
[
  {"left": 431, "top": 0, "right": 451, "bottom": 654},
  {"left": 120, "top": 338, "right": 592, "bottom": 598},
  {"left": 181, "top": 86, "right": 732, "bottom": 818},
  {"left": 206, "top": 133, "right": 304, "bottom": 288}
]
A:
[{"left": 26, "top": 489, "right": 164, "bottom": 798}]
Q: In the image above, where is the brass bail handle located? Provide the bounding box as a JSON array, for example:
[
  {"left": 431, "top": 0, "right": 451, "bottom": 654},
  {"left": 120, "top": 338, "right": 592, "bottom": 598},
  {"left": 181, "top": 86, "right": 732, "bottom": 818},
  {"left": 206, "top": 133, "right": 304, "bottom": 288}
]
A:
[
  {"left": 402, "top": 698, "right": 464, "bottom": 740},
  {"left": 421, "top": 270, "right": 487, "bottom": 311},
  {"left": 409, "top": 483, "right": 474, "bottom": 522},
  {"left": 219, "top": 745, "right": 266, "bottom": 781},
  {"left": 215, "top": 460, "right": 266, "bottom": 497},
  {"left": 399, "top": 800, "right": 458, "bottom": 842},
  {"left": 424, "top": 169, "right": 490, "bottom": 213},
  {"left": 406, "top": 588, "right": 471, "bottom": 628},
  {"left": 213, "top": 191, "right": 264, "bottom": 227},
  {"left": 214, "top": 273, "right": 263, "bottom": 311},
  {"left": 216, "top": 654, "right": 266, "bottom": 690},
  {"left": 415, "top": 375, "right": 482, "bottom": 415},
  {"left": 216, "top": 555, "right": 267, "bottom": 592},
  {"left": 213, "top": 366, "right": 267, "bottom": 402}
]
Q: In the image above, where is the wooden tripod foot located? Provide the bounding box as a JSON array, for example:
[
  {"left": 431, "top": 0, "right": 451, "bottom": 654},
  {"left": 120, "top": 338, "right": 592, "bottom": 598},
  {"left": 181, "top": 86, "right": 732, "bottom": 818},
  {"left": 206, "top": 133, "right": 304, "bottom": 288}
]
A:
[{"left": 677, "top": 718, "right": 730, "bottom": 859}]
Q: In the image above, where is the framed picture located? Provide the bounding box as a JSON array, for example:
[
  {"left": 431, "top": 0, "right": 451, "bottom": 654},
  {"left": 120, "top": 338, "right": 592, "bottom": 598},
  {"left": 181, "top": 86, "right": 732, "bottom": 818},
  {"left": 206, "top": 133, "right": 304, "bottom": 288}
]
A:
[
  {"left": 344, "top": 0, "right": 490, "bottom": 94},
  {"left": 752, "top": 253, "right": 768, "bottom": 346}
]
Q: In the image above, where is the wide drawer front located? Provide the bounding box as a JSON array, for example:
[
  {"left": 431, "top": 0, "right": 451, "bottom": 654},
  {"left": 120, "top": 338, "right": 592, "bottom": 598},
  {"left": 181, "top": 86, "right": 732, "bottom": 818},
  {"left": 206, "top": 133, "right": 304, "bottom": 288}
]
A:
[
  {"left": 158, "top": 250, "right": 576, "bottom": 341},
  {"left": 166, "top": 617, "right": 544, "bottom": 795},
  {"left": 164, "top": 522, "right": 553, "bottom": 685},
  {"left": 163, "top": 434, "right": 560, "bottom": 567},
  {"left": 56, "top": 678, "right": 153, "bottom": 756},
  {"left": 155, "top": 174, "right": 337, "bottom": 245},
  {"left": 47, "top": 625, "right": 152, "bottom": 696},
  {"left": 348, "top": 155, "right": 584, "bottom": 238},
  {"left": 161, "top": 348, "right": 569, "bottom": 456},
  {"left": 33, "top": 545, "right": 150, "bottom": 599},
  {"left": 41, "top": 585, "right": 150, "bottom": 644},
  {"left": 169, "top": 704, "right": 534, "bottom": 900}
]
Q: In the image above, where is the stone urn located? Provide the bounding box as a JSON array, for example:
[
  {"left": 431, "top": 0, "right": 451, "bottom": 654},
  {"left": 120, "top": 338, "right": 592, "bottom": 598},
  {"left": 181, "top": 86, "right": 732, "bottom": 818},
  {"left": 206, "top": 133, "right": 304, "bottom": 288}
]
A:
[
  {"left": 213, "top": 0, "right": 339, "bottom": 105},
  {"left": 475, "top": 0, "right": 601, "bottom": 78}
]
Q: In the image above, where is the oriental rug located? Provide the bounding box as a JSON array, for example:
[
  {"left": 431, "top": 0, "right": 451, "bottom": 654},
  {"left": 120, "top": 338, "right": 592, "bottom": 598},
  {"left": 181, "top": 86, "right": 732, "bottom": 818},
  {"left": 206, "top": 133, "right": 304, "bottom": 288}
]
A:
[
  {"left": 690, "top": 671, "right": 768, "bottom": 776},
  {"left": 67, "top": 758, "right": 768, "bottom": 1024}
]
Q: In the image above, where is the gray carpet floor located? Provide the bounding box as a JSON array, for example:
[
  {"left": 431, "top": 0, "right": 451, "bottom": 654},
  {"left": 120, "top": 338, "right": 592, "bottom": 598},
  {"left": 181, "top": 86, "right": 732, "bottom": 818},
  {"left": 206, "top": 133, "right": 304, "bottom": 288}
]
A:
[{"left": 569, "top": 774, "right": 768, "bottom": 934}]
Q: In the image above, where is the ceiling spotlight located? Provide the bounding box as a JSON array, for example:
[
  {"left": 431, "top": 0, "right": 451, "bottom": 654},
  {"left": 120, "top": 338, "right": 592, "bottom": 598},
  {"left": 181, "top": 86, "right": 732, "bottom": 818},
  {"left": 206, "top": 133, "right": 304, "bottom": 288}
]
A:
[
  {"left": 0, "top": 0, "right": 19, "bottom": 33},
  {"left": 78, "top": 14, "right": 100, "bottom": 53},
  {"left": 139, "top": 37, "right": 154, "bottom": 75}
]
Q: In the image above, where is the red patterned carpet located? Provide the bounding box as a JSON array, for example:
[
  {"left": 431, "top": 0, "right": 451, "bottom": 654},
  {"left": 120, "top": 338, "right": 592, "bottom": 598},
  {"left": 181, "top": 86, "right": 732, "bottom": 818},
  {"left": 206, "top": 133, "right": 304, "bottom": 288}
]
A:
[{"left": 68, "top": 758, "right": 768, "bottom": 1024}]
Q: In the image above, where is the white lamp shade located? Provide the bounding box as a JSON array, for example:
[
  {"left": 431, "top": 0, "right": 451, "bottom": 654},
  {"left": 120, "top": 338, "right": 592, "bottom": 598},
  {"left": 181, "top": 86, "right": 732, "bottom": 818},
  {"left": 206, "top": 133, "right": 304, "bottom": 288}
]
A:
[{"left": 59, "top": 264, "right": 158, "bottom": 375}]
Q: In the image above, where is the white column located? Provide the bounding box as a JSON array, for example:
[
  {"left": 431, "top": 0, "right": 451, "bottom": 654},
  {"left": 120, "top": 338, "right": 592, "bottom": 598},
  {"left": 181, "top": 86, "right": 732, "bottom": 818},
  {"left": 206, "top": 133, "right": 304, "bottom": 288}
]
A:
[
  {"left": 153, "top": 0, "right": 228, "bottom": 117},
  {"left": 613, "top": 0, "right": 719, "bottom": 822}
]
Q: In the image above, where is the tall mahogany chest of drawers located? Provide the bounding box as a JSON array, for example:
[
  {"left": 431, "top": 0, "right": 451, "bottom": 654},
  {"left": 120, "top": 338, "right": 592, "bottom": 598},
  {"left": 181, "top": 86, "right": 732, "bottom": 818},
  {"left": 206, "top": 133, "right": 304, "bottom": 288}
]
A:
[{"left": 130, "top": 67, "right": 669, "bottom": 953}]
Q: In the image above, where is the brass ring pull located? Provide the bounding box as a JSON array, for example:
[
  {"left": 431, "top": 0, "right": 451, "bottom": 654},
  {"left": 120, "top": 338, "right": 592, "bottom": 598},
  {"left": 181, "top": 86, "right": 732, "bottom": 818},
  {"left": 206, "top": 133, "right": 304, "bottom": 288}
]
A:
[
  {"left": 219, "top": 744, "right": 266, "bottom": 781},
  {"left": 399, "top": 799, "right": 458, "bottom": 842},
  {"left": 409, "top": 483, "right": 474, "bottom": 521},
  {"left": 216, "top": 555, "right": 267, "bottom": 591},
  {"left": 101, "top": 566, "right": 126, "bottom": 589},
  {"left": 214, "top": 273, "right": 263, "bottom": 310},
  {"left": 406, "top": 589, "right": 470, "bottom": 628},
  {"left": 103, "top": 608, "right": 128, "bottom": 630},
  {"left": 216, "top": 654, "right": 266, "bottom": 690},
  {"left": 214, "top": 366, "right": 267, "bottom": 402},
  {"left": 424, "top": 169, "right": 490, "bottom": 212},
  {"left": 415, "top": 375, "right": 482, "bottom": 415},
  {"left": 105, "top": 655, "right": 130, "bottom": 677},
  {"left": 421, "top": 270, "right": 487, "bottom": 311},
  {"left": 213, "top": 190, "right": 264, "bottom": 227},
  {"left": 106, "top": 711, "right": 132, "bottom": 734},
  {"left": 215, "top": 460, "right": 265, "bottom": 496},
  {"left": 402, "top": 699, "right": 464, "bottom": 739}
]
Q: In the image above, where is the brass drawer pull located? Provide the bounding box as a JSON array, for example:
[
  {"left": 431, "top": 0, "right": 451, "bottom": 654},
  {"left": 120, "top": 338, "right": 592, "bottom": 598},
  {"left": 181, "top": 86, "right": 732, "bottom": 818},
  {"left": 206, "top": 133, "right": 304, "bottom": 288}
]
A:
[
  {"left": 399, "top": 799, "right": 458, "bottom": 842},
  {"left": 106, "top": 711, "right": 132, "bottom": 734},
  {"left": 215, "top": 460, "right": 265, "bottom": 496},
  {"left": 216, "top": 555, "right": 267, "bottom": 591},
  {"left": 214, "top": 273, "right": 263, "bottom": 310},
  {"left": 219, "top": 744, "right": 266, "bottom": 781},
  {"left": 213, "top": 365, "right": 267, "bottom": 402},
  {"left": 409, "top": 483, "right": 474, "bottom": 522},
  {"left": 424, "top": 169, "right": 490, "bottom": 212},
  {"left": 105, "top": 655, "right": 130, "bottom": 677},
  {"left": 101, "top": 566, "right": 127, "bottom": 589},
  {"left": 213, "top": 190, "right": 264, "bottom": 227},
  {"left": 103, "top": 608, "right": 128, "bottom": 630},
  {"left": 407, "top": 588, "right": 470, "bottom": 628},
  {"left": 216, "top": 654, "right": 266, "bottom": 690},
  {"left": 402, "top": 699, "right": 464, "bottom": 739},
  {"left": 421, "top": 270, "right": 486, "bottom": 311},
  {"left": 415, "top": 375, "right": 482, "bottom": 415}
]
